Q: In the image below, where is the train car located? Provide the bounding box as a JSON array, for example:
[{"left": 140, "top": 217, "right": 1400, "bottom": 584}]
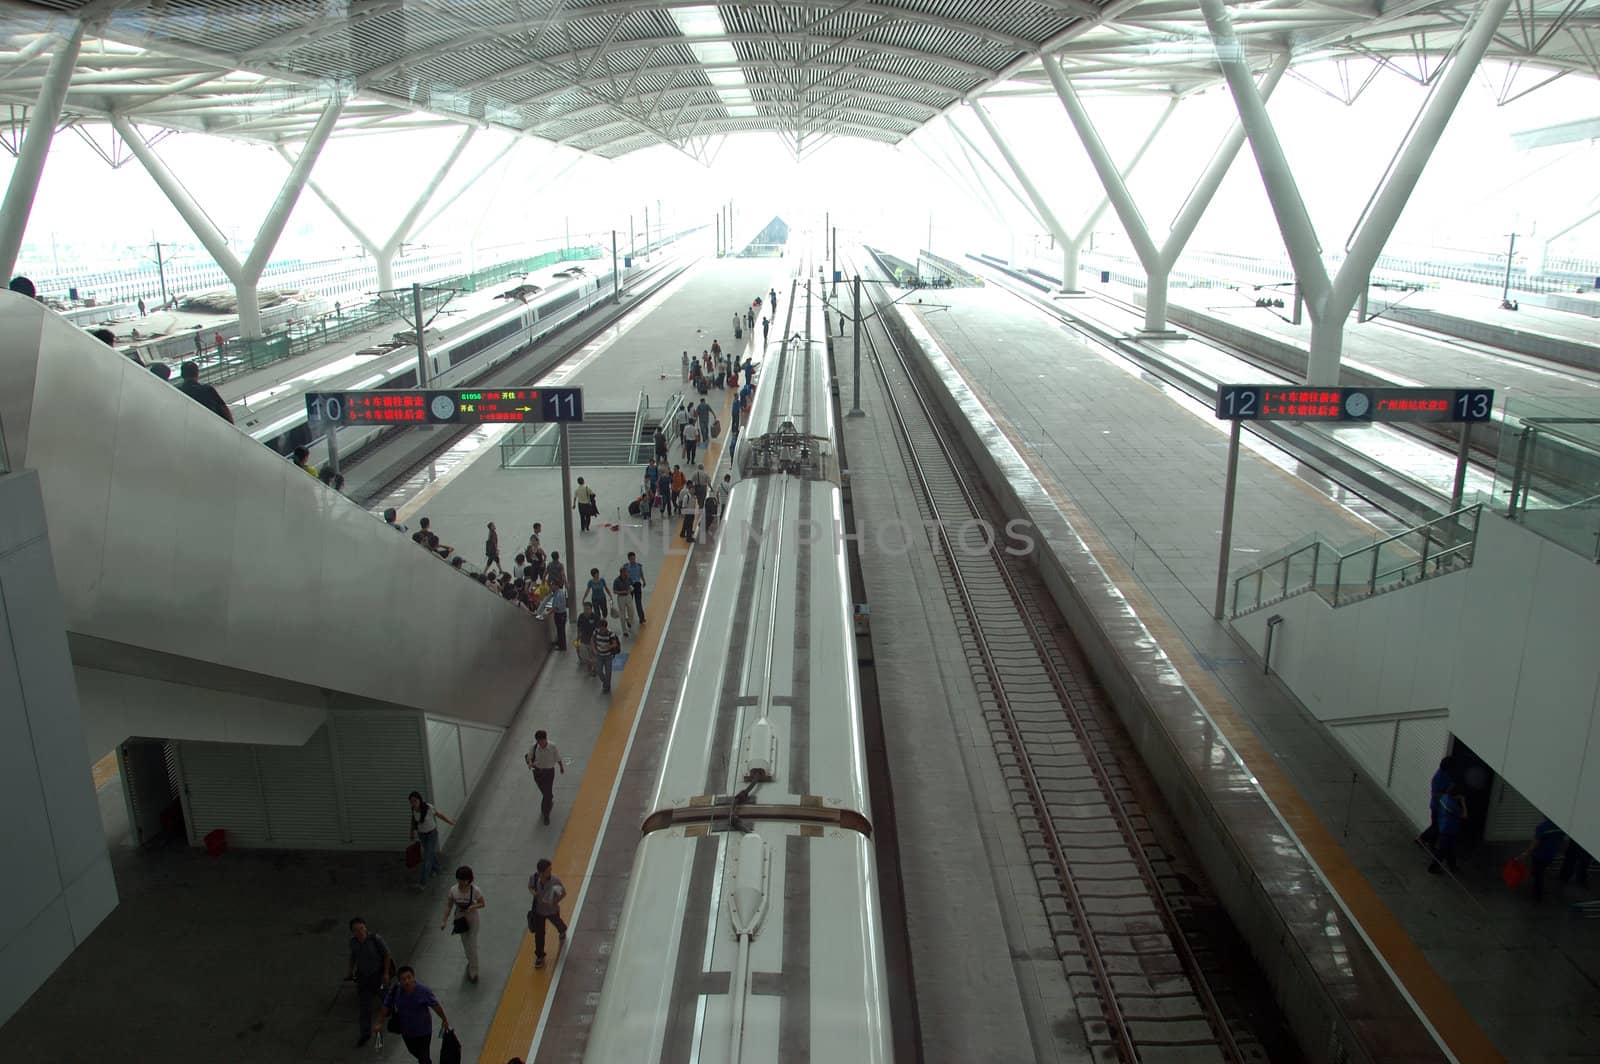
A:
[
  {"left": 584, "top": 277, "right": 892, "bottom": 1063},
  {"left": 251, "top": 269, "right": 609, "bottom": 460}
]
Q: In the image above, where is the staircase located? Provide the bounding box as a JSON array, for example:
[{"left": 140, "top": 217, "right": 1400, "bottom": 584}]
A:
[
  {"left": 1231, "top": 504, "right": 1484, "bottom": 617},
  {"left": 564, "top": 411, "right": 638, "bottom": 465}
]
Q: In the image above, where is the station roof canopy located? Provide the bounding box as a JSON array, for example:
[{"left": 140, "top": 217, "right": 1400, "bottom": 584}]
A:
[{"left": 3, "top": 0, "right": 1597, "bottom": 160}]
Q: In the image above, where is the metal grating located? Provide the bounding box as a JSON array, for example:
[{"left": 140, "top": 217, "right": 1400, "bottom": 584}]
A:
[{"left": 0, "top": 0, "right": 1592, "bottom": 158}]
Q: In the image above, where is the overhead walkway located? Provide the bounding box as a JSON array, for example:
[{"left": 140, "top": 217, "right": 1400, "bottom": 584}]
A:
[{"left": 0, "top": 292, "right": 540, "bottom": 844}]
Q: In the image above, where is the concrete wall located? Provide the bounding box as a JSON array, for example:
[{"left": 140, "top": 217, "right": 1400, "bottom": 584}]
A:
[
  {"left": 1233, "top": 512, "right": 1600, "bottom": 853},
  {"left": 1379, "top": 305, "right": 1600, "bottom": 373},
  {"left": 0, "top": 471, "right": 117, "bottom": 1024}
]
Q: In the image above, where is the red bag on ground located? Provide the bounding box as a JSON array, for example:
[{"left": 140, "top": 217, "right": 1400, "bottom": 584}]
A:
[
  {"left": 405, "top": 841, "right": 422, "bottom": 868},
  {"left": 1502, "top": 857, "right": 1529, "bottom": 888}
]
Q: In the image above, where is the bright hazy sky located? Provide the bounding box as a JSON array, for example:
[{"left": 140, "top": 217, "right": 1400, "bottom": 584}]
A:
[{"left": 10, "top": 57, "right": 1599, "bottom": 277}]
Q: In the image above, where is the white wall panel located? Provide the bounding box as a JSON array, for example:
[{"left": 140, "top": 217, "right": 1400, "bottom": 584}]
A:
[
  {"left": 459, "top": 723, "right": 501, "bottom": 793},
  {"left": 1229, "top": 510, "right": 1600, "bottom": 855},
  {"left": 1500, "top": 541, "right": 1596, "bottom": 824},
  {"left": 1373, "top": 585, "right": 1425, "bottom": 719},
  {"left": 2, "top": 296, "right": 540, "bottom": 731},
  {"left": 0, "top": 471, "right": 117, "bottom": 1026},
  {"left": 1392, "top": 717, "right": 1449, "bottom": 830}
]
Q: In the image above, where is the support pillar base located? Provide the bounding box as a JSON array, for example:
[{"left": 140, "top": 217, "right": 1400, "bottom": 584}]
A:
[
  {"left": 1129, "top": 329, "right": 1188, "bottom": 341},
  {"left": 846, "top": 409, "right": 866, "bottom": 418},
  {"left": 1053, "top": 289, "right": 1092, "bottom": 299}
]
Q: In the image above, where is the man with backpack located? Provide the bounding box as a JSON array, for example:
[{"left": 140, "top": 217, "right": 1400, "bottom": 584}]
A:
[{"left": 347, "top": 917, "right": 393, "bottom": 1048}]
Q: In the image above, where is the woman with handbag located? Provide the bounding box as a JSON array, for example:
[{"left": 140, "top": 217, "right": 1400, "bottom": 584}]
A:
[
  {"left": 440, "top": 866, "right": 486, "bottom": 983},
  {"left": 408, "top": 792, "right": 454, "bottom": 888},
  {"left": 572, "top": 477, "right": 597, "bottom": 532}
]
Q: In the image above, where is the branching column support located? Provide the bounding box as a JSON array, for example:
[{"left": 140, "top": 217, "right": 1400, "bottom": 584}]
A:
[
  {"left": 294, "top": 127, "right": 476, "bottom": 293},
  {"left": 1200, "top": 0, "right": 1511, "bottom": 383},
  {"left": 0, "top": 22, "right": 83, "bottom": 278},
  {"left": 1046, "top": 52, "right": 1288, "bottom": 333},
  {"left": 969, "top": 97, "right": 1173, "bottom": 294},
  {"left": 114, "top": 95, "right": 344, "bottom": 338}
]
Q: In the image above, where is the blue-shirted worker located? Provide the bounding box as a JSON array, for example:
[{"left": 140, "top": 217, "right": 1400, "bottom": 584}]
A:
[
  {"left": 373, "top": 966, "right": 451, "bottom": 1064},
  {"left": 1418, "top": 756, "right": 1454, "bottom": 848},
  {"left": 1428, "top": 784, "right": 1466, "bottom": 874}
]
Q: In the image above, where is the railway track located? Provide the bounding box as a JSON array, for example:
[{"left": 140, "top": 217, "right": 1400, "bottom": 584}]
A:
[{"left": 848, "top": 257, "right": 1285, "bottom": 1063}]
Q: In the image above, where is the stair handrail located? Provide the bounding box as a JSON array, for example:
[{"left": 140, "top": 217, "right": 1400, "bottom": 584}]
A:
[
  {"left": 1232, "top": 503, "right": 1482, "bottom": 617},
  {"left": 629, "top": 389, "right": 648, "bottom": 464}
]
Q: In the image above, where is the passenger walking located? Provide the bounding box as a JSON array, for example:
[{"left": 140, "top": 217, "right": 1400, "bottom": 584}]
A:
[
  {"left": 193, "top": 332, "right": 203, "bottom": 358},
  {"left": 528, "top": 858, "right": 569, "bottom": 970},
  {"left": 574, "top": 603, "right": 597, "bottom": 675},
  {"left": 643, "top": 460, "right": 660, "bottom": 518},
  {"left": 705, "top": 491, "right": 721, "bottom": 536},
  {"left": 440, "top": 865, "right": 485, "bottom": 982},
  {"left": 654, "top": 426, "right": 668, "bottom": 464},
  {"left": 593, "top": 617, "right": 621, "bottom": 694},
  {"left": 1417, "top": 756, "right": 1454, "bottom": 849},
  {"left": 761, "top": 316, "right": 769, "bottom": 344},
  {"left": 769, "top": 287, "right": 777, "bottom": 310},
  {"left": 549, "top": 583, "right": 569, "bottom": 650},
  {"left": 681, "top": 350, "right": 690, "bottom": 382},
  {"left": 683, "top": 419, "right": 700, "bottom": 464},
  {"left": 409, "top": 792, "right": 455, "bottom": 887},
  {"left": 717, "top": 474, "right": 733, "bottom": 515},
  {"left": 374, "top": 966, "right": 452, "bottom": 1064},
  {"left": 1428, "top": 784, "right": 1466, "bottom": 874},
  {"left": 697, "top": 398, "right": 711, "bottom": 443},
  {"left": 585, "top": 566, "right": 609, "bottom": 617},
  {"left": 612, "top": 566, "right": 636, "bottom": 635},
  {"left": 573, "top": 477, "right": 598, "bottom": 532},
  {"left": 742, "top": 357, "right": 754, "bottom": 386},
  {"left": 711, "top": 338, "right": 722, "bottom": 361},
  {"left": 176, "top": 360, "right": 234, "bottom": 422},
  {"left": 839, "top": 311, "right": 847, "bottom": 336},
  {"left": 1523, "top": 818, "right": 1566, "bottom": 902},
  {"left": 679, "top": 484, "right": 699, "bottom": 541},
  {"left": 524, "top": 730, "right": 564, "bottom": 826},
  {"left": 546, "top": 551, "right": 566, "bottom": 589},
  {"left": 137, "top": 296, "right": 146, "bottom": 316},
  {"left": 625, "top": 552, "right": 647, "bottom": 623},
  {"left": 670, "top": 465, "right": 685, "bottom": 515},
  {"left": 484, "top": 522, "right": 502, "bottom": 576},
  {"left": 347, "top": 917, "right": 393, "bottom": 1048}
]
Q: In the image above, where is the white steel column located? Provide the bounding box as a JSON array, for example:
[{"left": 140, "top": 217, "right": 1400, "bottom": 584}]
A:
[
  {"left": 115, "top": 96, "right": 343, "bottom": 337},
  {"left": 0, "top": 23, "right": 83, "bottom": 278},
  {"left": 1202, "top": 0, "right": 1511, "bottom": 382},
  {"left": 1046, "top": 53, "right": 1287, "bottom": 332},
  {"left": 970, "top": 101, "right": 1075, "bottom": 286},
  {"left": 294, "top": 126, "right": 477, "bottom": 292}
]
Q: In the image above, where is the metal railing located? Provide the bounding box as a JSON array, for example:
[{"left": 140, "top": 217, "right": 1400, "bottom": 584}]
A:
[
  {"left": 1232, "top": 504, "right": 1483, "bottom": 616},
  {"left": 498, "top": 423, "right": 558, "bottom": 468},
  {"left": 1502, "top": 417, "right": 1600, "bottom": 563},
  {"left": 629, "top": 390, "right": 649, "bottom": 464}
]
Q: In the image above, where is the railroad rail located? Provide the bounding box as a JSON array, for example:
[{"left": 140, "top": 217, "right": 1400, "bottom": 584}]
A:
[{"left": 847, "top": 253, "right": 1270, "bottom": 1063}]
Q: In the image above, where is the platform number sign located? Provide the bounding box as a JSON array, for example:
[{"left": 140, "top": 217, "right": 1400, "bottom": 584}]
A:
[
  {"left": 1214, "top": 385, "right": 1494, "bottom": 424},
  {"left": 306, "top": 387, "right": 585, "bottom": 426},
  {"left": 540, "top": 387, "right": 584, "bottom": 422}
]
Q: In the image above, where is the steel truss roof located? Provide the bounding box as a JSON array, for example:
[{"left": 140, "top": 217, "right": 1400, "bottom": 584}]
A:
[{"left": 0, "top": 0, "right": 1595, "bottom": 161}]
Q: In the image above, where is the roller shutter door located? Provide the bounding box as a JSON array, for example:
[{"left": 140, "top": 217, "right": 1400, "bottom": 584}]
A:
[
  {"left": 1390, "top": 717, "right": 1450, "bottom": 831},
  {"left": 176, "top": 741, "right": 269, "bottom": 846},
  {"left": 1330, "top": 720, "right": 1398, "bottom": 789},
  {"left": 332, "top": 710, "right": 427, "bottom": 849},
  {"left": 1484, "top": 774, "right": 1544, "bottom": 843},
  {"left": 257, "top": 726, "right": 342, "bottom": 848}
]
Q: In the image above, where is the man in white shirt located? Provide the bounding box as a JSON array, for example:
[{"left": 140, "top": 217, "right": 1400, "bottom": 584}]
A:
[{"left": 524, "top": 730, "right": 564, "bottom": 826}]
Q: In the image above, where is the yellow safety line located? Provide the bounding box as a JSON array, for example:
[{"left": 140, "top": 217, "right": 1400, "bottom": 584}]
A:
[
  {"left": 478, "top": 386, "right": 737, "bottom": 1064},
  {"left": 935, "top": 335, "right": 1502, "bottom": 1064}
]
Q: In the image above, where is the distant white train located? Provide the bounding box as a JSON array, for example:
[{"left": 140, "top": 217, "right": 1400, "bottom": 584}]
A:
[
  {"left": 583, "top": 277, "right": 894, "bottom": 1063},
  {"left": 253, "top": 267, "right": 611, "bottom": 459}
]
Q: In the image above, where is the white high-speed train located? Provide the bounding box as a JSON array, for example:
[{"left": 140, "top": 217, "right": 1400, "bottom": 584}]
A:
[
  {"left": 252, "top": 266, "right": 612, "bottom": 460},
  {"left": 583, "top": 276, "right": 894, "bottom": 1063}
]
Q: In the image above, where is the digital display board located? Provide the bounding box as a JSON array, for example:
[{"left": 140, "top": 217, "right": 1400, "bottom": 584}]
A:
[
  {"left": 306, "top": 387, "right": 584, "bottom": 425},
  {"left": 1214, "top": 385, "right": 1493, "bottom": 424}
]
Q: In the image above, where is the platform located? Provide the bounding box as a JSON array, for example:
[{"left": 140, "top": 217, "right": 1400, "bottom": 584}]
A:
[
  {"left": 884, "top": 281, "right": 1599, "bottom": 1062},
  {"left": 0, "top": 256, "right": 778, "bottom": 1063}
]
